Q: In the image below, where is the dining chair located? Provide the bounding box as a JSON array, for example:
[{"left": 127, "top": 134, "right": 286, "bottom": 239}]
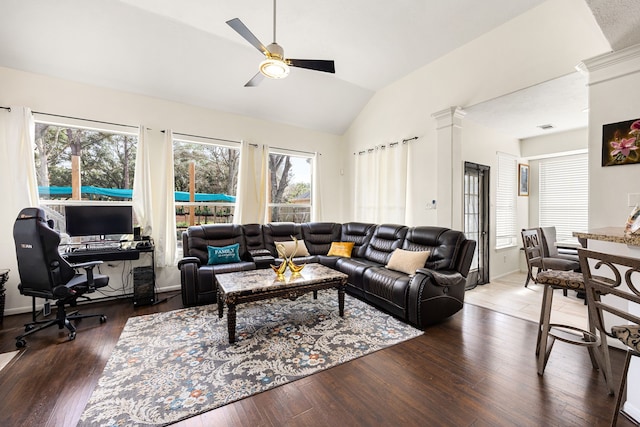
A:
[
  {"left": 522, "top": 228, "right": 579, "bottom": 289},
  {"left": 579, "top": 248, "right": 640, "bottom": 425},
  {"left": 521, "top": 229, "right": 611, "bottom": 383}
]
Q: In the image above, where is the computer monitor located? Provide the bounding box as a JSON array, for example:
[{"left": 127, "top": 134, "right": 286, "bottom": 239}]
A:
[{"left": 65, "top": 205, "right": 133, "bottom": 238}]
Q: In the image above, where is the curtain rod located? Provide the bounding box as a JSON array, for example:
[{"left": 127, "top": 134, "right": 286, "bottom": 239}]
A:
[
  {"left": 1, "top": 106, "right": 151, "bottom": 131},
  {"left": 270, "top": 146, "right": 320, "bottom": 156},
  {"left": 162, "top": 130, "right": 249, "bottom": 146},
  {"left": 354, "top": 136, "right": 419, "bottom": 155},
  {"left": 34, "top": 110, "right": 139, "bottom": 129}
]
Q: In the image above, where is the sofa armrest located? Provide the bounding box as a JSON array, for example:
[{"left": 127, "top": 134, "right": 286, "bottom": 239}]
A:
[
  {"left": 248, "top": 249, "right": 275, "bottom": 269},
  {"left": 415, "top": 268, "right": 466, "bottom": 288},
  {"left": 408, "top": 268, "right": 467, "bottom": 328},
  {"left": 178, "top": 256, "right": 201, "bottom": 270}
]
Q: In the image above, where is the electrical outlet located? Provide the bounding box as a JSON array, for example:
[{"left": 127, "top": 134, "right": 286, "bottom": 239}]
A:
[{"left": 628, "top": 193, "right": 640, "bottom": 207}]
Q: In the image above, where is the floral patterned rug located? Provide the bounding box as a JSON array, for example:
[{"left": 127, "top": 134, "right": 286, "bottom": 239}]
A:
[{"left": 78, "top": 292, "right": 423, "bottom": 426}]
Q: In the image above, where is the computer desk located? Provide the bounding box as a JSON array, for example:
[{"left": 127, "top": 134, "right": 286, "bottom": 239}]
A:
[{"left": 62, "top": 242, "right": 160, "bottom": 306}]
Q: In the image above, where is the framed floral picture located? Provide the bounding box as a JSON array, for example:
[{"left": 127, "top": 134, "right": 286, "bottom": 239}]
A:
[
  {"left": 602, "top": 118, "right": 640, "bottom": 167},
  {"left": 518, "top": 163, "right": 529, "bottom": 196}
]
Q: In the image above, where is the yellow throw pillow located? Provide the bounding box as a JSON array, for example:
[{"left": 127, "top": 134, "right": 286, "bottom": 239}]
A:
[
  {"left": 386, "top": 249, "right": 431, "bottom": 275},
  {"left": 327, "top": 241, "right": 355, "bottom": 258},
  {"left": 275, "top": 240, "right": 310, "bottom": 257}
]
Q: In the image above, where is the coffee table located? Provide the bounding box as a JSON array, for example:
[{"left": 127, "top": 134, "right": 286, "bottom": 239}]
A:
[{"left": 216, "top": 263, "right": 348, "bottom": 343}]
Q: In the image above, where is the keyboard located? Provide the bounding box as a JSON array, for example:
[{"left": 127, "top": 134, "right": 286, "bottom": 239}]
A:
[
  {"left": 74, "top": 246, "right": 123, "bottom": 253},
  {"left": 64, "top": 246, "right": 140, "bottom": 262}
]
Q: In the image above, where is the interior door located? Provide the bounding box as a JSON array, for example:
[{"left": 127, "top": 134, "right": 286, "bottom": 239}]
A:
[{"left": 464, "top": 162, "right": 490, "bottom": 289}]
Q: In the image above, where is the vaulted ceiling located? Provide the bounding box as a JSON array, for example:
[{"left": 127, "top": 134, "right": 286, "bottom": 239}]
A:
[{"left": 0, "top": 1, "right": 637, "bottom": 136}]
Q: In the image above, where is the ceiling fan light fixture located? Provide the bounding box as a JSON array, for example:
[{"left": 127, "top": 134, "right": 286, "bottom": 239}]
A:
[{"left": 259, "top": 57, "right": 290, "bottom": 79}]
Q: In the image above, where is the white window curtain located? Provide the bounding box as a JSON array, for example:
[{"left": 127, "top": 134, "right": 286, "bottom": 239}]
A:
[
  {"left": 0, "top": 107, "right": 39, "bottom": 286},
  {"left": 311, "top": 152, "right": 322, "bottom": 221},
  {"left": 132, "top": 126, "right": 153, "bottom": 236},
  {"left": 496, "top": 152, "right": 517, "bottom": 248},
  {"left": 539, "top": 153, "right": 588, "bottom": 242},
  {"left": 2, "top": 107, "right": 39, "bottom": 212},
  {"left": 154, "top": 129, "right": 177, "bottom": 267},
  {"left": 258, "top": 144, "right": 269, "bottom": 223},
  {"left": 234, "top": 141, "right": 258, "bottom": 224},
  {"left": 354, "top": 142, "right": 409, "bottom": 224}
]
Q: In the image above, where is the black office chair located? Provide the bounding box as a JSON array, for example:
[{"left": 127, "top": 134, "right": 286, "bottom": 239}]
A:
[{"left": 12, "top": 207, "right": 109, "bottom": 348}]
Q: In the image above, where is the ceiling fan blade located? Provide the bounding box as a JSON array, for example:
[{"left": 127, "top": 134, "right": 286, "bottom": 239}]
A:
[
  {"left": 288, "top": 59, "right": 335, "bottom": 74},
  {"left": 226, "top": 18, "right": 269, "bottom": 55},
  {"left": 244, "top": 72, "right": 265, "bottom": 87}
]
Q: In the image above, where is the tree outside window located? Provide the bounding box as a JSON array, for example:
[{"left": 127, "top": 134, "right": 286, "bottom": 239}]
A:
[
  {"left": 33, "top": 122, "right": 137, "bottom": 230},
  {"left": 173, "top": 140, "right": 239, "bottom": 234},
  {"left": 268, "top": 152, "right": 312, "bottom": 222}
]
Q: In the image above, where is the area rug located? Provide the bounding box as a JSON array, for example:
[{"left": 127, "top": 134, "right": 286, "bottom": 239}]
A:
[{"left": 78, "top": 292, "right": 422, "bottom": 426}]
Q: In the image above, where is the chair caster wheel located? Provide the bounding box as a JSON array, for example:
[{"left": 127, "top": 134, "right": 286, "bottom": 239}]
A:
[
  {"left": 68, "top": 332, "right": 76, "bottom": 341},
  {"left": 25, "top": 324, "right": 35, "bottom": 332},
  {"left": 100, "top": 316, "right": 107, "bottom": 323},
  {"left": 16, "top": 339, "right": 26, "bottom": 348}
]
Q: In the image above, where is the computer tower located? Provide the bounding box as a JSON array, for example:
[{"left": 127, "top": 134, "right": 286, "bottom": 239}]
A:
[{"left": 133, "top": 266, "right": 155, "bottom": 306}]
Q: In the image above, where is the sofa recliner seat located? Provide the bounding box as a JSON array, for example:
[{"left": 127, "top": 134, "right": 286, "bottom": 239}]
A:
[{"left": 178, "top": 221, "right": 476, "bottom": 328}]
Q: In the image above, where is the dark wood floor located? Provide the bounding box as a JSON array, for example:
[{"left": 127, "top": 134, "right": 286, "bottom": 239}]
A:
[{"left": 0, "top": 292, "right": 635, "bottom": 427}]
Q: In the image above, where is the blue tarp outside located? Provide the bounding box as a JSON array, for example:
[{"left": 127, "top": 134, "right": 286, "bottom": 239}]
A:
[{"left": 38, "top": 186, "right": 236, "bottom": 203}]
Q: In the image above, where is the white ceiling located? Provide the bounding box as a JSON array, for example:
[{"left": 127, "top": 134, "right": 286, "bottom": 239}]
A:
[
  {"left": 0, "top": 0, "right": 546, "bottom": 135},
  {"left": 0, "top": 0, "right": 635, "bottom": 136},
  {"left": 463, "top": 72, "right": 589, "bottom": 139}
]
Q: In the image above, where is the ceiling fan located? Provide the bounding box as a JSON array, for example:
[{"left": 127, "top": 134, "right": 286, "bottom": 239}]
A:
[{"left": 226, "top": 0, "right": 335, "bottom": 87}]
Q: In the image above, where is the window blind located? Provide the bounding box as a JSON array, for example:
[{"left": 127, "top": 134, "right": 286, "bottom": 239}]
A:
[
  {"left": 539, "top": 154, "right": 588, "bottom": 243},
  {"left": 496, "top": 152, "right": 517, "bottom": 248}
]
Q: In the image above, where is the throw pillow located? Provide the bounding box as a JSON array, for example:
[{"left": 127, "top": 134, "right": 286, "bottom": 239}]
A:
[
  {"left": 207, "top": 243, "right": 241, "bottom": 265},
  {"left": 327, "top": 241, "right": 355, "bottom": 258},
  {"left": 386, "top": 249, "right": 431, "bottom": 275},
  {"left": 275, "top": 240, "right": 310, "bottom": 257}
]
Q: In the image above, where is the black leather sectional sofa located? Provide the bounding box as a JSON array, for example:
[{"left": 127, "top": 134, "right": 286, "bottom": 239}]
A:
[{"left": 178, "top": 222, "right": 476, "bottom": 328}]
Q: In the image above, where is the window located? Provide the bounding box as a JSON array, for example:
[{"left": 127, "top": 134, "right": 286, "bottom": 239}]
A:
[
  {"left": 34, "top": 121, "right": 138, "bottom": 234},
  {"left": 539, "top": 153, "right": 588, "bottom": 242},
  {"left": 267, "top": 150, "right": 313, "bottom": 222},
  {"left": 173, "top": 139, "right": 239, "bottom": 233},
  {"left": 495, "top": 152, "right": 517, "bottom": 249}
]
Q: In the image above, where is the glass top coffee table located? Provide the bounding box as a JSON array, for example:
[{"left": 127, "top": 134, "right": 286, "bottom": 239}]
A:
[{"left": 216, "top": 263, "right": 348, "bottom": 343}]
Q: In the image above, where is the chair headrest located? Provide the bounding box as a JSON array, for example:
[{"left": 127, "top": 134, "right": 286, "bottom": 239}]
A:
[{"left": 17, "top": 207, "right": 47, "bottom": 222}]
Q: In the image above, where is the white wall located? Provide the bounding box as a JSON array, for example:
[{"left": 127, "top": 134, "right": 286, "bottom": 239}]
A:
[
  {"left": 521, "top": 127, "right": 588, "bottom": 158},
  {"left": 343, "top": 0, "right": 609, "bottom": 279},
  {"left": 581, "top": 43, "right": 640, "bottom": 421},
  {"left": 0, "top": 66, "right": 346, "bottom": 314},
  {"left": 582, "top": 46, "right": 640, "bottom": 228}
]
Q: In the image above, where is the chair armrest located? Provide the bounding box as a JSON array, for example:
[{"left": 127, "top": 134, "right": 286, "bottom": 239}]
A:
[
  {"left": 68, "top": 260, "right": 104, "bottom": 287},
  {"left": 178, "top": 257, "right": 201, "bottom": 270},
  {"left": 68, "top": 260, "right": 103, "bottom": 270}
]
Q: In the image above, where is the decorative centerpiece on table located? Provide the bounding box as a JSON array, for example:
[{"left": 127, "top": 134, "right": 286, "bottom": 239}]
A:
[{"left": 271, "top": 236, "right": 306, "bottom": 277}]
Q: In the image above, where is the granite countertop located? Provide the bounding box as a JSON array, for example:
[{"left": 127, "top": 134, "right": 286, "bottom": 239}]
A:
[{"left": 573, "top": 227, "right": 640, "bottom": 247}]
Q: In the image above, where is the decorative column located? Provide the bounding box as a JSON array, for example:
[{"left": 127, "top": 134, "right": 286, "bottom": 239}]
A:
[{"left": 431, "top": 107, "right": 465, "bottom": 230}]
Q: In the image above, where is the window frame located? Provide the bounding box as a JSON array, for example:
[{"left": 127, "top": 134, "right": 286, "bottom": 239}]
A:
[
  {"left": 266, "top": 148, "right": 314, "bottom": 223},
  {"left": 34, "top": 119, "right": 139, "bottom": 235},
  {"left": 495, "top": 152, "right": 518, "bottom": 249},
  {"left": 172, "top": 137, "right": 240, "bottom": 237},
  {"left": 538, "top": 153, "right": 589, "bottom": 243}
]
